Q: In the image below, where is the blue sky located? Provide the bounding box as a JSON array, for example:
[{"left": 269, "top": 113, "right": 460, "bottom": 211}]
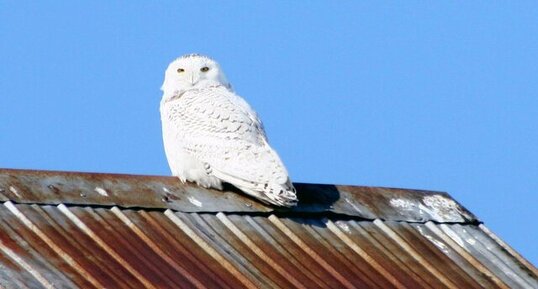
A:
[{"left": 1, "top": 2, "right": 536, "bottom": 265}]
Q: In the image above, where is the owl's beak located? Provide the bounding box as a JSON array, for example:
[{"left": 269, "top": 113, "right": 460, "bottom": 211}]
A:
[{"left": 189, "top": 73, "right": 199, "bottom": 85}]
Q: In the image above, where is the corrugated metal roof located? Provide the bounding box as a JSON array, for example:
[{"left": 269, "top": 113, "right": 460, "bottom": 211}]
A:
[
  {"left": 0, "top": 168, "right": 536, "bottom": 289},
  {"left": 0, "top": 169, "right": 477, "bottom": 222}
]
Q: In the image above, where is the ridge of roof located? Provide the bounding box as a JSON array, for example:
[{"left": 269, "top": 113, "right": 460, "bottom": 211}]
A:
[
  {"left": 0, "top": 168, "right": 477, "bottom": 223},
  {"left": 0, "top": 168, "right": 536, "bottom": 288}
]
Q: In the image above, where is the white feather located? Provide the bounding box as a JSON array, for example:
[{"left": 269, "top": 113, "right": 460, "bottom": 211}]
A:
[{"left": 160, "top": 54, "right": 297, "bottom": 207}]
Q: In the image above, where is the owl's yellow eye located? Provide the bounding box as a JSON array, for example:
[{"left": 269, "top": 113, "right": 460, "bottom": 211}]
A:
[
  {"left": 200, "top": 67, "right": 209, "bottom": 72},
  {"left": 177, "top": 68, "right": 185, "bottom": 73}
]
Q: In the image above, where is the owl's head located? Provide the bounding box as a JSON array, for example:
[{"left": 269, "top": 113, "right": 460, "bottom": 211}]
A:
[{"left": 161, "top": 54, "right": 231, "bottom": 97}]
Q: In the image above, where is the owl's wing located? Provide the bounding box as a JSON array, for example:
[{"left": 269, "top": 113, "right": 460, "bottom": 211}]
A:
[{"left": 168, "top": 88, "right": 296, "bottom": 206}]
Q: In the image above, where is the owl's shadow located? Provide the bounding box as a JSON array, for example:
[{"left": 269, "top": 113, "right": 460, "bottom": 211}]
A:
[{"left": 224, "top": 182, "right": 341, "bottom": 228}]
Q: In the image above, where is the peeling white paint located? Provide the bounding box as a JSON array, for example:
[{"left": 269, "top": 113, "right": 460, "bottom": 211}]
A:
[
  {"left": 162, "top": 187, "right": 171, "bottom": 193},
  {"left": 335, "top": 220, "right": 351, "bottom": 233},
  {"left": 416, "top": 226, "right": 450, "bottom": 254},
  {"left": 444, "top": 227, "right": 465, "bottom": 247},
  {"left": 344, "top": 198, "right": 363, "bottom": 213},
  {"left": 94, "top": 187, "right": 108, "bottom": 197},
  {"left": 423, "top": 195, "right": 459, "bottom": 210},
  {"left": 389, "top": 198, "right": 415, "bottom": 211},
  {"left": 418, "top": 204, "right": 435, "bottom": 218},
  {"left": 467, "top": 238, "right": 476, "bottom": 245},
  {"left": 9, "top": 186, "right": 21, "bottom": 198},
  {"left": 422, "top": 195, "right": 463, "bottom": 222},
  {"left": 188, "top": 196, "right": 202, "bottom": 207},
  {"left": 430, "top": 238, "right": 449, "bottom": 254}
]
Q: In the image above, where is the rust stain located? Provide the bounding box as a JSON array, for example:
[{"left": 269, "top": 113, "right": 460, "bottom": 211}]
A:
[
  {"left": 0, "top": 168, "right": 534, "bottom": 288},
  {"left": 0, "top": 168, "right": 477, "bottom": 222}
]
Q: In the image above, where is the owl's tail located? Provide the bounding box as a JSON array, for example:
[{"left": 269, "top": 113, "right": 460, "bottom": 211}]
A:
[
  {"left": 212, "top": 169, "right": 298, "bottom": 207},
  {"left": 237, "top": 181, "right": 298, "bottom": 207}
]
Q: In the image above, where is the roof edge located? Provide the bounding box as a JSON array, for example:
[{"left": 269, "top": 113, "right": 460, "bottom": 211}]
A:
[{"left": 0, "top": 168, "right": 478, "bottom": 223}]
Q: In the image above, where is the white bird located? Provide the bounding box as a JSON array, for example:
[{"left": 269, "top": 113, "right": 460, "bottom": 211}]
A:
[{"left": 160, "top": 54, "right": 297, "bottom": 207}]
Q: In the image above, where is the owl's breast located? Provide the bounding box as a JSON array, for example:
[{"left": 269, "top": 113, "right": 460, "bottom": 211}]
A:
[{"left": 161, "top": 88, "right": 265, "bottom": 145}]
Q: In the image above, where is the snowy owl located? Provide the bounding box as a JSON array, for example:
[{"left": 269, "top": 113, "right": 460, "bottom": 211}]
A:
[{"left": 160, "top": 54, "right": 297, "bottom": 207}]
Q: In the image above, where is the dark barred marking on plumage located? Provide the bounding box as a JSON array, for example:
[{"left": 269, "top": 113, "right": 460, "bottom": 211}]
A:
[{"left": 179, "top": 53, "right": 213, "bottom": 61}]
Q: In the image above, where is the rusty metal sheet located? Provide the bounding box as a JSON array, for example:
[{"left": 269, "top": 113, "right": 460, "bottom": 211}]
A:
[
  {"left": 0, "top": 202, "right": 535, "bottom": 288},
  {"left": 0, "top": 168, "right": 535, "bottom": 288},
  {"left": 0, "top": 168, "right": 476, "bottom": 223}
]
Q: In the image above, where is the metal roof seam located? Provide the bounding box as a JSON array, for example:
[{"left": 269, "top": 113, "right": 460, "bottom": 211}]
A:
[
  {"left": 57, "top": 204, "right": 158, "bottom": 289},
  {"left": 164, "top": 209, "right": 258, "bottom": 289},
  {"left": 0, "top": 169, "right": 535, "bottom": 289},
  {"left": 0, "top": 209, "right": 84, "bottom": 288},
  {"left": 402, "top": 222, "right": 486, "bottom": 288},
  {"left": 424, "top": 222, "right": 510, "bottom": 289},
  {"left": 479, "top": 224, "right": 538, "bottom": 278},
  {"left": 111, "top": 207, "right": 208, "bottom": 289},
  {"left": 325, "top": 219, "right": 407, "bottom": 289},
  {"left": 0, "top": 234, "right": 55, "bottom": 289},
  {"left": 92, "top": 208, "right": 193, "bottom": 287},
  {"left": 97, "top": 208, "right": 194, "bottom": 287},
  {"left": 3, "top": 201, "right": 106, "bottom": 289},
  {"left": 287, "top": 217, "right": 380, "bottom": 288},
  {"left": 139, "top": 211, "right": 237, "bottom": 288},
  {"left": 347, "top": 221, "right": 431, "bottom": 288},
  {"left": 0, "top": 168, "right": 479, "bottom": 222},
  {"left": 441, "top": 224, "right": 533, "bottom": 288},
  {"left": 373, "top": 219, "right": 460, "bottom": 289},
  {"left": 300, "top": 219, "right": 383, "bottom": 288},
  {"left": 192, "top": 212, "right": 282, "bottom": 288},
  {"left": 243, "top": 215, "right": 333, "bottom": 288},
  {"left": 0, "top": 199, "right": 485, "bottom": 228},
  {"left": 267, "top": 214, "right": 358, "bottom": 289},
  {"left": 357, "top": 221, "right": 444, "bottom": 288},
  {"left": 215, "top": 212, "right": 307, "bottom": 289},
  {"left": 407, "top": 223, "right": 490, "bottom": 288},
  {"left": 43, "top": 206, "right": 138, "bottom": 289}
]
